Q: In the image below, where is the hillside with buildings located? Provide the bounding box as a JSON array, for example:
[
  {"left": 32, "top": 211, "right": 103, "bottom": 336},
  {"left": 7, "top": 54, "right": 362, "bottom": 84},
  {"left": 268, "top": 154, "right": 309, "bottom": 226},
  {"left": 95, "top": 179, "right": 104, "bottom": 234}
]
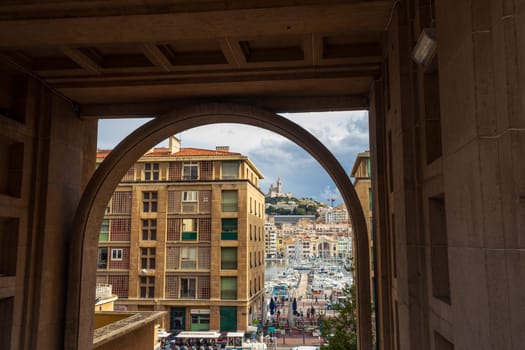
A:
[{"left": 265, "top": 196, "right": 321, "bottom": 217}]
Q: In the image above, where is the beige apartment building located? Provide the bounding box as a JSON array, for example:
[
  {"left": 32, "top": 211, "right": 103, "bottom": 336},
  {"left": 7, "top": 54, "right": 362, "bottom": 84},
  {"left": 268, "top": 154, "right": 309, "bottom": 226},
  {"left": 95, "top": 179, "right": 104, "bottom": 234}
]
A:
[
  {"left": 96, "top": 137, "right": 265, "bottom": 333},
  {"left": 351, "top": 151, "right": 374, "bottom": 302}
]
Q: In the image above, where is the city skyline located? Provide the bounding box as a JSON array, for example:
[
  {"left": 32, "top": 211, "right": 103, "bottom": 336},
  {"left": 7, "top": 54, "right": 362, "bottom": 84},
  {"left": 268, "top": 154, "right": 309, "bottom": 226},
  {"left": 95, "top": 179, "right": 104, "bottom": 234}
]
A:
[{"left": 97, "top": 111, "right": 370, "bottom": 205}]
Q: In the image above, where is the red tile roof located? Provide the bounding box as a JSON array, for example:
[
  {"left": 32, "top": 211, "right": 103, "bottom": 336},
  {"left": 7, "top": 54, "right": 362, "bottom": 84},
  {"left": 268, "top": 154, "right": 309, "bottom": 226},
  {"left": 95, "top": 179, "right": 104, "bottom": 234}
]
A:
[{"left": 96, "top": 147, "right": 241, "bottom": 159}]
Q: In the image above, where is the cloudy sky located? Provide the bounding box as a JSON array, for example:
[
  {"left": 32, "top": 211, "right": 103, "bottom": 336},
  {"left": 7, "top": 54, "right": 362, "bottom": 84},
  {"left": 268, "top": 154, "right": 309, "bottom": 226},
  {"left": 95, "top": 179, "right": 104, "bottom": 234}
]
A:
[{"left": 97, "top": 111, "right": 369, "bottom": 205}]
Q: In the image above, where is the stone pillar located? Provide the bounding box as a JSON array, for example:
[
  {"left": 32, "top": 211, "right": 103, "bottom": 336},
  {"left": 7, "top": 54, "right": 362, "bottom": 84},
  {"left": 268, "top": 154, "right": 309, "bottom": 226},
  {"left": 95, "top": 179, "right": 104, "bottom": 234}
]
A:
[
  {"left": 435, "top": 0, "right": 525, "bottom": 349},
  {"left": 0, "top": 62, "right": 97, "bottom": 350},
  {"left": 369, "top": 77, "right": 394, "bottom": 350}
]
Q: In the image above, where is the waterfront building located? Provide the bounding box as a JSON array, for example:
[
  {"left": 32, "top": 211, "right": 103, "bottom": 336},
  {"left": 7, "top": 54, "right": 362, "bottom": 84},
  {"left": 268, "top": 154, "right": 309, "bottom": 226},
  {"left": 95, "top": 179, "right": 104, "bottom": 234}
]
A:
[
  {"left": 273, "top": 215, "right": 317, "bottom": 225},
  {"left": 324, "top": 206, "right": 349, "bottom": 224},
  {"left": 337, "top": 236, "right": 352, "bottom": 260},
  {"left": 264, "top": 220, "right": 277, "bottom": 258},
  {"left": 282, "top": 234, "right": 341, "bottom": 261},
  {"left": 96, "top": 137, "right": 265, "bottom": 332},
  {"left": 275, "top": 236, "right": 286, "bottom": 258}
]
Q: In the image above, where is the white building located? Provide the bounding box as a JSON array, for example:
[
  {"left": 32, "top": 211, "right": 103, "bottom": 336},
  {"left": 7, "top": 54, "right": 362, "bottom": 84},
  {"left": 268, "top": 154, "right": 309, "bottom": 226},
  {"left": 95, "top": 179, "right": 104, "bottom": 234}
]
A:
[
  {"left": 264, "top": 220, "right": 277, "bottom": 258},
  {"left": 324, "top": 208, "right": 349, "bottom": 223},
  {"left": 337, "top": 236, "right": 352, "bottom": 260}
]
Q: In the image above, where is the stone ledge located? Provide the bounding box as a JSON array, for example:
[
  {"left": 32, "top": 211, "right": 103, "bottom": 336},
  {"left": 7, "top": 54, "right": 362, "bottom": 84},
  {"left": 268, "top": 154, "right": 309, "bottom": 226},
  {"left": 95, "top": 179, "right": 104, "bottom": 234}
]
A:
[{"left": 93, "top": 311, "right": 166, "bottom": 348}]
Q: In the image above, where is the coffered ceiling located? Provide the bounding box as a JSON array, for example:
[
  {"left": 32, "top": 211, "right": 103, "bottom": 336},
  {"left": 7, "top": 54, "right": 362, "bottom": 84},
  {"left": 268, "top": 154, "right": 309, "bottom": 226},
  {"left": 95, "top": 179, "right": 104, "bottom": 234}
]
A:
[{"left": 0, "top": 1, "right": 394, "bottom": 115}]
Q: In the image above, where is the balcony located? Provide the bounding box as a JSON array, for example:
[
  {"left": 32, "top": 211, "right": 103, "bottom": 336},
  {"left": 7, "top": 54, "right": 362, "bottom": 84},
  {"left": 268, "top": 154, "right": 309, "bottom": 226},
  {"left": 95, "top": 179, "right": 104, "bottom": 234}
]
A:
[{"left": 96, "top": 284, "right": 113, "bottom": 300}]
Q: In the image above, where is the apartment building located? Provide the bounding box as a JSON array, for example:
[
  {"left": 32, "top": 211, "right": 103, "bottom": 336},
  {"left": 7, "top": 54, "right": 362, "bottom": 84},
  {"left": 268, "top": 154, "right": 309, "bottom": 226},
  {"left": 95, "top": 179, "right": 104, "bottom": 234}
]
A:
[
  {"left": 350, "top": 150, "right": 374, "bottom": 300},
  {"left": 324, "top": 207, "right": 349, "bottom": 224},
  {"left": 264, "top": 220, "right": 277, "bottom": 259},
  {"left": 96, "top": 137, "right": 265, "bottom": 333}
]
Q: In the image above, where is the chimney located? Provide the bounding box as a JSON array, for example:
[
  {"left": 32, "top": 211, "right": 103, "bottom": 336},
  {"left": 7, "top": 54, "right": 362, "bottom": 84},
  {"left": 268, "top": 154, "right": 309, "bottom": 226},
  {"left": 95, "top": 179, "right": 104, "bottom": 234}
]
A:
[
  {"left": 216, "top": 146, "right": 230, "bottom": 152},
  {"left": 169, "top": 136, "right": 181, "bottom": 154}
]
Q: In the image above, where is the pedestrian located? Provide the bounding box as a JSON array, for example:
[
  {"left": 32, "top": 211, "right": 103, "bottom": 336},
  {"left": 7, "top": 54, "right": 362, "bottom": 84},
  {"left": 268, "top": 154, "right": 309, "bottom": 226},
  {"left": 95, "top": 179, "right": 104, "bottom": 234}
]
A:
[{"left": 315, "top": 296, "right": 318, "bottom": 304}]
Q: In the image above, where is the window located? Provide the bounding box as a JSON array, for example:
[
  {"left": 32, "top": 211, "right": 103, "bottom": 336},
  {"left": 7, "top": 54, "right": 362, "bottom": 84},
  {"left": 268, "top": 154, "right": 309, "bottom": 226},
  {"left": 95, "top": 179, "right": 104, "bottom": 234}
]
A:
[
  {"left": 221, "top": 277, "right": 237, "bottom": 300},
  {"left": 180, "top": 247, "right": 196, "bottom": 269},
  {"left": 111, "top": 248, "right": 123, "bottom": 261},
  {"left": 99, "top": 219, "right": 109, "bottom": 241},
  {"left": 198, "top": 247, "right": 211, "bottom": 269},
  {"left": 221, "top": 247, "right": 238, "bottom": 270},
  {"left": 122, "top": 165, "right": 135, "bottom": 181},
  {"left": 144, "top": 163, "right": 159, "bottom": 180},
  {"left": 110, "top": 218, "right": 131, "bottom": 241},
  {"left": 182, "top": 219, "right": 197, "bottom": 240},
  {"left": 199, "top": 218, "right": 211, "bottom": 241},
  {"left": 143, "top": 191, "right": 158, "bottom": 212},
  {"left": 182, "top": 191, "right": 197, "bottom": 202},
  {"left": 199, "top": 276, "right": 210, "bottom": 299},
  {"left": 97, "top": 248, "right": 108, "bottom": 269},
  {"left": 183, "top": 162, "right": 199, "bottom": 180},
  {"left": 108, "top": 275, "right": 128, "bottom": 298},
  {"left": 180, "top": 277, "right": 196, "bottom": 299},
  {"left": 141, "top": 248, "right": 156, "bottom": 269},
  {"left": 222, "top": 161, "right": 239, "bottom": 179},
  {"left": 142, "top": 219, "right": 157, "bottom": 240},
  {"left": 182, "top": 191, "right": 198, "bottom": 212},
  {"left": 111, "top": 191, "right": 132, "bottom": 214},
  {"left": 140, "top": 276, "right": 155, "bottom": 298},
  {"left": 221, "top": 190, "right": 238, "bottom": 212},
  {"left": 221, "top": 219, "right": 238, "bottom": 240},
  {"left": 191, "top": 313, "right": 210, "bottom": 331}
]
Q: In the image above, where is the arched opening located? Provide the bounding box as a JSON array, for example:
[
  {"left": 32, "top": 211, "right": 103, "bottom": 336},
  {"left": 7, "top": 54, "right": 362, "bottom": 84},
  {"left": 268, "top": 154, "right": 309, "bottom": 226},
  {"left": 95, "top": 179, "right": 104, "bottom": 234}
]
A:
[{"left": 66, "top": 103, "right": 371, "bottom": 349}]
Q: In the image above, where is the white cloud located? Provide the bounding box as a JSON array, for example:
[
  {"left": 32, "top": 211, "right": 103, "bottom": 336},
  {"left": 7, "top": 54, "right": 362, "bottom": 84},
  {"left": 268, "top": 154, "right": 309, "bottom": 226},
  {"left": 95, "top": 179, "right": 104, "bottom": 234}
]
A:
[{"left": 97, "top": 111, "right": 369, "bottom": 204}]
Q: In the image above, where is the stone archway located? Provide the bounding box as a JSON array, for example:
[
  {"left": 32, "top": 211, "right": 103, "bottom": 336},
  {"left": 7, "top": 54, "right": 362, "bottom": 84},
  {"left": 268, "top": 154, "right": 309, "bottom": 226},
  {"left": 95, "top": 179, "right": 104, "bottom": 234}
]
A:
[{"left": 66, "top": 103, "right": 371, "bottom": 349}]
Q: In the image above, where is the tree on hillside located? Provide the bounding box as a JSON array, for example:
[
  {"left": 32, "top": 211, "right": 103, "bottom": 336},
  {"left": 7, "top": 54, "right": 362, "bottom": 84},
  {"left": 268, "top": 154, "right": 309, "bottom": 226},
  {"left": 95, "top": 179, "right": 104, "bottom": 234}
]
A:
[{"left": 320, "top": 283, "right": 358, "bottom": 350}]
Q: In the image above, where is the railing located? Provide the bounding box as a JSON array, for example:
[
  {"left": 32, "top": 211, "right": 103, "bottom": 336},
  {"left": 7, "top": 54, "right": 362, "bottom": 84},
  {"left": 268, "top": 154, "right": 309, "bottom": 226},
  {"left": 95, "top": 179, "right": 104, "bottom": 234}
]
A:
[{"left": 96, "top": 284, "right": 113, "bottom": 299}]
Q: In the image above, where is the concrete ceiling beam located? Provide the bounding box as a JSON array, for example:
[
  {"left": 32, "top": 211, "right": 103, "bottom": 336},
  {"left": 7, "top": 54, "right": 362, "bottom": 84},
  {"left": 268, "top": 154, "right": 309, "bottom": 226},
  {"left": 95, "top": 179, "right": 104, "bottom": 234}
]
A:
[
  {"left": 0, "top": 3, "right": 392, "bottom": 47},
  {"left": 78, "top": 95, "right": 369, "bottom": 118}
]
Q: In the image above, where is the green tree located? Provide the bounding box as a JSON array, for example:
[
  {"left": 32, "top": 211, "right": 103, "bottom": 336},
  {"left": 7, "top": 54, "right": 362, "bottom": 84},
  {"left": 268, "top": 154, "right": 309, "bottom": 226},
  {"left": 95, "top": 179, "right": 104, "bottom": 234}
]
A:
[
  {"left": 320, "top": 284, "right": 358, "bottom": 350},
  {"left": 294, "top": 207, "right": 306, "bottom": 215}
]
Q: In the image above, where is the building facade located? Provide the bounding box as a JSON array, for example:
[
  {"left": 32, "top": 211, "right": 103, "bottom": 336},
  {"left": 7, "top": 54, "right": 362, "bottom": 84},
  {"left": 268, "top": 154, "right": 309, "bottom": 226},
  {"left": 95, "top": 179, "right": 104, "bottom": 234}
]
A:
[
  {"left": 96, "top": 137, "right": 266, "bottom": 332},
  {"left": 350, "top": 150, "right": 374, "bottom": 302},
  {"left": 350, "top": 151, "right": 372, "bottom": 236},
  {"left": 264, "top": 219, "right": 277, "bottom": 259},
  {"left": 324, "top": 207, "right": 349, "bottom": 224}
]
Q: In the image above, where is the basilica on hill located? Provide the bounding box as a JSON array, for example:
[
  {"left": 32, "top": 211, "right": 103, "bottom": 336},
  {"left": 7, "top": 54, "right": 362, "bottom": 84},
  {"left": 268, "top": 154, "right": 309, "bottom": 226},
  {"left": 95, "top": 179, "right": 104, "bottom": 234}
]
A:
[{"left": 266, "top": 177, "right": 292, "bottom": 198}]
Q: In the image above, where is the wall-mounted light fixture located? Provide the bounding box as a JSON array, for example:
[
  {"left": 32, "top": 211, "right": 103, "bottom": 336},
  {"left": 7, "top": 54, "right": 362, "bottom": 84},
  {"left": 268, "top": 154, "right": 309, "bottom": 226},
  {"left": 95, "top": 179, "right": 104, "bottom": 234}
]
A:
[{"left": 412, "top": 28, "right": 437, "bottom": 68}]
